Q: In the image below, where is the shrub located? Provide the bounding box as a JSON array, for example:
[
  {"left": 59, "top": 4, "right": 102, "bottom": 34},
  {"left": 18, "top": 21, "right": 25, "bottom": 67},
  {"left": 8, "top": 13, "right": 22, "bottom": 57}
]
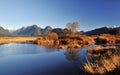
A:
[
  {"left": 46, "top": 32, "right": 58, "bottom": 40},
  {"left": 94, "top": 38, "right": 108, "bottom": 45},
  {"left": 60, "top": 39, "right": 68, "bottom": 45}
]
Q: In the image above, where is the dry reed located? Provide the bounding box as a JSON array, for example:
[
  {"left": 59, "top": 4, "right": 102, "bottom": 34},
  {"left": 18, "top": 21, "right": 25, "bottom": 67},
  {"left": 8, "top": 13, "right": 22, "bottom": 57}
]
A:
[{"left": 84, "top": 49, "right": 120, "bottom": 74}]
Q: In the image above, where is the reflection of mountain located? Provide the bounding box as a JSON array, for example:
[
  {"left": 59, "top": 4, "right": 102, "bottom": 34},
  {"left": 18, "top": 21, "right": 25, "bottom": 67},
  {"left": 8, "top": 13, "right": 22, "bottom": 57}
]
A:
[{"left": 64, "top": 50, "right": 79, "bottom": 61}]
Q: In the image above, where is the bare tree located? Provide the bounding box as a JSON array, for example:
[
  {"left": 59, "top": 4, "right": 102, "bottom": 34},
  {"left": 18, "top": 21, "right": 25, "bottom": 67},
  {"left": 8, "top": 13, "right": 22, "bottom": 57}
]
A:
[{"left": 66, "top": 22, "right": 79, "bottom": 34}]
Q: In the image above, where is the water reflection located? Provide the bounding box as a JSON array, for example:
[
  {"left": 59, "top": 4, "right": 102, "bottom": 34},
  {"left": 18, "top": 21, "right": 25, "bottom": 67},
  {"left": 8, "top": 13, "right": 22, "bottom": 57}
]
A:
[
  {"left": 0, "top": 43, "right": 59, "bottom": 57},
  {"left": 0, "top": 43, "right": 102, "bottom": 75},
  {"left": 64, "top": 49, "right": 80, "bottom": 61},
  {"left": 0, "top": 43, "right": 86, "bottom": 75},
  {"left": 0, "top": 43, "right": 88, "bottom": 62}
]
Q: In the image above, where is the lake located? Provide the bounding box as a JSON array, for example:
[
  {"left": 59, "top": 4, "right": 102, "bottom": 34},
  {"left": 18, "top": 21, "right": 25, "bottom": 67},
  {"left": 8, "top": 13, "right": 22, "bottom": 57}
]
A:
[{"left": 0, "top": 43, "right": 94, "bottom": 75}]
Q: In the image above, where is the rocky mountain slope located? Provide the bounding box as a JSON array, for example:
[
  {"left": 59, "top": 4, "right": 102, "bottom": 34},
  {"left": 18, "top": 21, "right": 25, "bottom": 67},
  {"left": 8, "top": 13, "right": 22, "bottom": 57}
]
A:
[
  {"left": 0, "top": 26, "right": 11, "bottom": 36},
  {"left": 85, "top": 26, "right": 120, "bottom": 35}
]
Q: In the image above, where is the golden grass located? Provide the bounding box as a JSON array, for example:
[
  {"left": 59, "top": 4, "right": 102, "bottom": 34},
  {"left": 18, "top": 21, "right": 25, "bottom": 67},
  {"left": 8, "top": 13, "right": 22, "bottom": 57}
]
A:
[
  {"left": 0, "top": 37, "right": 37, "bottom": 44},
  {"left": 84, "top": 54, "right": 120, "bottom": 74},
  {"left": 93, "top": 34, "right": 120, "bottom": 45}
]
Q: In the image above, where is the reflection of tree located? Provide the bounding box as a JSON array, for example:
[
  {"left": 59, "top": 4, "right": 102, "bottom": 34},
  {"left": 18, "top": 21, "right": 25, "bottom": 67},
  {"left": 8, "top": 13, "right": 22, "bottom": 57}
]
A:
[
  {"left": 64, "top": 49, "right": 79, "bottom": 61},
  {"left": 44, "top": 46, "right": 58, "bottom": 52}
]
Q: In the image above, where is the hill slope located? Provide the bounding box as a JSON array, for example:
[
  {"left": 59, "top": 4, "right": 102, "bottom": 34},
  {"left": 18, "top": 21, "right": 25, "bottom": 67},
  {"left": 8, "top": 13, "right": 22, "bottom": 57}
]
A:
[
  {"left": 13, "top": 25, "right": 52, "bottom": 36},
  {"left": 85, "top": 27, "right": 120, "bottom": 35},
  {"left": 0, "top": 26, "right": 11, "bottom": 36}
]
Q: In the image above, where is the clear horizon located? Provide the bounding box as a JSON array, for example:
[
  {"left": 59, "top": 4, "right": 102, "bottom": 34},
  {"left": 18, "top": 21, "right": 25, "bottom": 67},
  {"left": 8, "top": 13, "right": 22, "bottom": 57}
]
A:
[{"left": 0, "top": 0, "right": 120, "bottom": 31}]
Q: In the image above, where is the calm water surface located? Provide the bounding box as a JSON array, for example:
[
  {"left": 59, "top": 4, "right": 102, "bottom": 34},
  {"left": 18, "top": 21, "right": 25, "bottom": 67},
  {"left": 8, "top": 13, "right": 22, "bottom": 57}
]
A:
[{"left": 0, "top": 43, "right": 92, "bottom": 75}]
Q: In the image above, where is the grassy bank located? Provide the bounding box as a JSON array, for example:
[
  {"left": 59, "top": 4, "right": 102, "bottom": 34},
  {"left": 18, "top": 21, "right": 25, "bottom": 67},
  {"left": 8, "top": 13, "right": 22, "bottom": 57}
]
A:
[
  {"left": 0, "top": 37, "right": 37, "bottom": 44},
  {"left": 0, "top": 34, "right": 120, "bottom": 50}
]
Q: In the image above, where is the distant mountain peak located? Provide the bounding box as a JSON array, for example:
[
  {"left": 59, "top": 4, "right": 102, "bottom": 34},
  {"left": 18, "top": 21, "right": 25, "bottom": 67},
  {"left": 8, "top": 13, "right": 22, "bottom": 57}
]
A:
[
  {"left": 30, "top": 24, "right": 38, "bottom": 27},
  {"left": 0, "top": 26, "right": 11, "bottom": 36},
  {"left": 45, "top": 26, "right": 52, "bottom": 30},
  {"left": 12, "top": 25, "right": 53, "bottom": 36}
]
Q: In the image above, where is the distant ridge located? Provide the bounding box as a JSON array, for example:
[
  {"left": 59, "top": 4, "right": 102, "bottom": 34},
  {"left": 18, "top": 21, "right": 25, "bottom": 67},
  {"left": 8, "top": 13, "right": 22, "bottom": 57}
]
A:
[
  {"left": 0, "top": 25, "right": 120, "bottom": 37},
  {"left": 84, "top": 26, "right": 120, "bottom": 35}
]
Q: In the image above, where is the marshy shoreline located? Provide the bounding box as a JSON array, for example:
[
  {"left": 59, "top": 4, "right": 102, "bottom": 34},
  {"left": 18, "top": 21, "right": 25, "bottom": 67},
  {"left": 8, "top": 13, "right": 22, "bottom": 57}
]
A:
[{"left": 0, "top": 34, "right": 120, "bottom": 49}]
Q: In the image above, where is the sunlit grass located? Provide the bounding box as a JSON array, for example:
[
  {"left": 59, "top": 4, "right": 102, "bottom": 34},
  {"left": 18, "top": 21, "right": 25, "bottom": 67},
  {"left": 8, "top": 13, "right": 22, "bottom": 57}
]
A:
[
  {"left": 84, "top": 48, "right": 120, "bottom": 74},
  {"left": 0, "top": 37, "right": 37, "bottom": 44}
]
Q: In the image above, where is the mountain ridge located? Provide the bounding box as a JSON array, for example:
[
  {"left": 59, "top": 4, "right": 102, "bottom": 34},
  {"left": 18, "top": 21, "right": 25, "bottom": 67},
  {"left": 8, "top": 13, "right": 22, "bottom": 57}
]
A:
[
  {"left": 84, "top": 26, "right": 120, "bottom": 35},
  {"left": 12, "top": 25, "right": 52, "bottom": 36},
  {"left": 0, "top": 25, "right": 120, "bottom": 36}
]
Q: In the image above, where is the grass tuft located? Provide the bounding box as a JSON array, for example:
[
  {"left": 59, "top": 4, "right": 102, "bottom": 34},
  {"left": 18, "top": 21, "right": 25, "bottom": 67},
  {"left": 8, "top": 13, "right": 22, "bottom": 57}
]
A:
[{"left": 84, "top": 48, "right": 120, "bottom": 74}]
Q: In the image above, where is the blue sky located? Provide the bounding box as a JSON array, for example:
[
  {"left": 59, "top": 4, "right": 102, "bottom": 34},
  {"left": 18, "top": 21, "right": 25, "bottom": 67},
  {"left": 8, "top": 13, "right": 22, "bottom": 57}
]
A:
[{"left": 0, "top": 0, "right": 120, "bottom": 31}]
